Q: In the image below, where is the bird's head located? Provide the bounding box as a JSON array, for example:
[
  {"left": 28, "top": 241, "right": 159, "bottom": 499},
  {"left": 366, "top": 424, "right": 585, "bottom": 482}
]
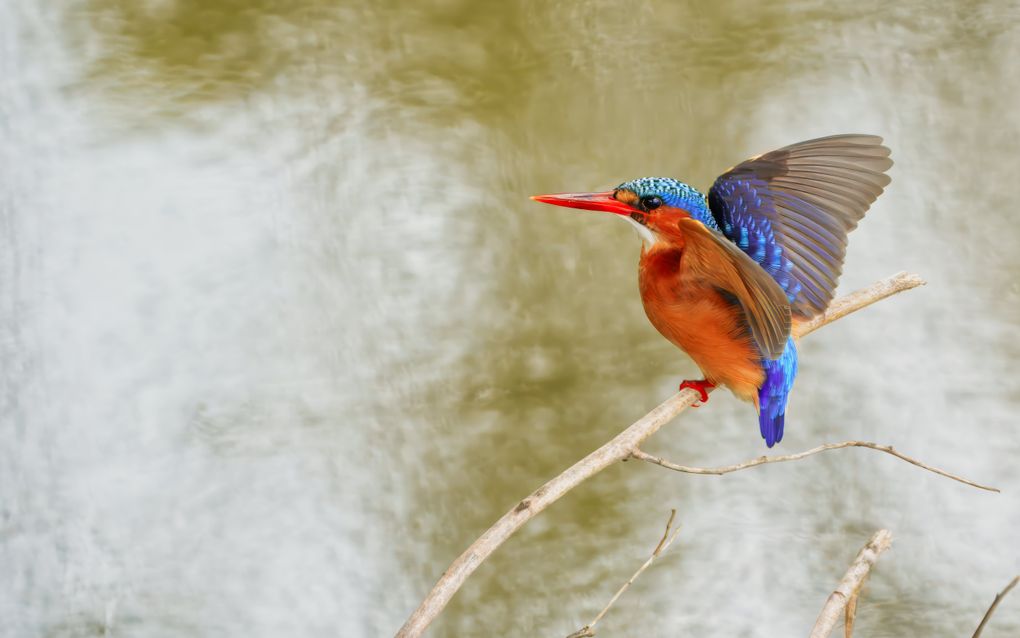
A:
[{"left": 531, "top": 177, "right": 717, "bottom": 245}]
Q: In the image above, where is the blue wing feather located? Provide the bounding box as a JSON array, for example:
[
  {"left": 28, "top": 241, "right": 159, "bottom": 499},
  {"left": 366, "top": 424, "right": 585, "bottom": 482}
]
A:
[
  {"left": 710, "top": 176, "right": 802, "bottom": 304},
  {"left": 708, "top": 134, "right": 892, "bottom": 318}
]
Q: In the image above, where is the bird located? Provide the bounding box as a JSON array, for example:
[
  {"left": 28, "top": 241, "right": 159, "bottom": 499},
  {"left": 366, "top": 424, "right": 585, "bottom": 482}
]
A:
[{"left": 531, "top": 134, "right": 892, "bottom": 447}]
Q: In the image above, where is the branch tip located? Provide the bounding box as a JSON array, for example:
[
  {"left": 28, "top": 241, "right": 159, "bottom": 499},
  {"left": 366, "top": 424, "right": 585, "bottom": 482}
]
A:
[{"left": 568, "top": 509, "right": 683, "bottom": 638}]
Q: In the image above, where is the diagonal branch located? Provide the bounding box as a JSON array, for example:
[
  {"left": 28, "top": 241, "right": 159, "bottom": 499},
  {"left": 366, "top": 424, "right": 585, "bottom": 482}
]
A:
[
  {"left": 810, "top": 530, "right": 893, "bottom": 638},
  {"left": 565, "top": 509, "right": 683, "bottom": 638},
  {"left": 395, "top": 272, "right": 925, "bottom": 638},
  {"left": 630, "top": 441, "right": 998, "bottom": 492}
]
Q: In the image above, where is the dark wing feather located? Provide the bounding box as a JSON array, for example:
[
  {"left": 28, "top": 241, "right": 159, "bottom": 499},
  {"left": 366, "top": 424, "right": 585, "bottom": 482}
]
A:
[{"left": 708, "top": 135, "right": 892, "bottom": 318}]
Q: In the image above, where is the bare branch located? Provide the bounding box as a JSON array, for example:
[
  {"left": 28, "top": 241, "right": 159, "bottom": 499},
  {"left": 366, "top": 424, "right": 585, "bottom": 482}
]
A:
[
  {"left": 395, "top": 380, "right": 704, "bottom": 638},
  {"left": 630, "top": 441, "right": 999, "bottom": 492},
  {"left": 972, "top": 575, "right": 1020, "bottom": 638},
  {"left": 793, "top": 272, "right": 926, "bottom": 338},
  {"left": 566, "top": 509, "right": 683, "bottom": 638},
  {"left": 395, "top": 273, "right": 925, "bottom": 638},
  {"left": 810, "top": 530, "right": 893, "bottom": 638}
]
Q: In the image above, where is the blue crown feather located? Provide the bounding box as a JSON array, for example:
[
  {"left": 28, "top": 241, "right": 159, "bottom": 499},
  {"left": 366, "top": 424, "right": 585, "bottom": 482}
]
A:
[{"left": 616, "top": 177, "right": 720, "bottom": 231}]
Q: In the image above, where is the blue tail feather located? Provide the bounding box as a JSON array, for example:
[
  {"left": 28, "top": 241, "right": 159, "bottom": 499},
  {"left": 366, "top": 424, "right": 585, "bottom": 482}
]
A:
[{"left": 759, "top": 337, "right": 798, "bottom": 447}]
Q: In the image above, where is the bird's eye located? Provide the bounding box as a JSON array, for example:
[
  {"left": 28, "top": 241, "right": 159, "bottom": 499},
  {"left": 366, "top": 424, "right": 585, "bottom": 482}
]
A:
[{"left": 641, "top": 196, "right": 663, "bottom": 211}]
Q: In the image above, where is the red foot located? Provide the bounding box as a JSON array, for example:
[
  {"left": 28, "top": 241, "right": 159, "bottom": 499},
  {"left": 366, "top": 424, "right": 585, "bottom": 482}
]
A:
[{"left": 678, "top": 379, "right": 715, "bottom": 406}]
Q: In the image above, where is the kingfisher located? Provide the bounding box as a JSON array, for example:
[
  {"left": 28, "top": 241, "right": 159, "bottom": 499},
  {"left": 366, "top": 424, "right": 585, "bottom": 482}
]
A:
[{"left": 532, "top": 135, "right": 892, "bottom": 447}]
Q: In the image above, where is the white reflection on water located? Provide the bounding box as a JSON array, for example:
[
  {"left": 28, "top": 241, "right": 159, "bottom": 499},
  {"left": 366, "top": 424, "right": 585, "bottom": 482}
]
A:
[{"left": 2, "top": 1, "right": 1019, "bottom": 637}]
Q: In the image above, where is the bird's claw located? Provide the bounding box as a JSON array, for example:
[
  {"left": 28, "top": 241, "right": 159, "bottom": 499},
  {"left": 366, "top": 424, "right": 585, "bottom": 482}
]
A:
[{"left": 678, "top": 379, "right": 715, "bottom": 406}]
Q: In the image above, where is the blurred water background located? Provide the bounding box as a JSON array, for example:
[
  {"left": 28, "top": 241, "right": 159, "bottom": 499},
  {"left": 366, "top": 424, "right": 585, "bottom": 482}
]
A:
[{"left": 2, "top": 1, "right": 1019, "bottom": 636}]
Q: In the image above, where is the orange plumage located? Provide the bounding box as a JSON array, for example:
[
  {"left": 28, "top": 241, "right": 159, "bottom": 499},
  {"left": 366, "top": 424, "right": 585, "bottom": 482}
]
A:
[{"left": 638, "top": 242, "right": 764, "bottom": 404}]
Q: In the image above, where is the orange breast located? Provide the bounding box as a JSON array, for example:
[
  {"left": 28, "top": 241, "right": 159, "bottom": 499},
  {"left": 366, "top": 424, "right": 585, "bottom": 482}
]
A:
[{"left": 638, "top": 245, "right": 764, "bottom": 403}]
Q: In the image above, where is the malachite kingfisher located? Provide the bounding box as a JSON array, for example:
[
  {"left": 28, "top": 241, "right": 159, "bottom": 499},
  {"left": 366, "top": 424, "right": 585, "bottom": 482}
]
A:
[{"left": 532, "top": 135, "right": 892, "bottom": 447}]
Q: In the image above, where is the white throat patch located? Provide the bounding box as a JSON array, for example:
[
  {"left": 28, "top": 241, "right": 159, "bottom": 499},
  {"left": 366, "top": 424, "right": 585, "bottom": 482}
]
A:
[{"left": 622, "top": 215, "right": 656, "bottom": 246}]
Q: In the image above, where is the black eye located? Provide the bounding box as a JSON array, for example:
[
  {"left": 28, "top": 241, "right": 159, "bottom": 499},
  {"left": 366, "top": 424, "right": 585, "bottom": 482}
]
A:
[{"left": 641, "top": 195, "right": 663, "bottom": 211}]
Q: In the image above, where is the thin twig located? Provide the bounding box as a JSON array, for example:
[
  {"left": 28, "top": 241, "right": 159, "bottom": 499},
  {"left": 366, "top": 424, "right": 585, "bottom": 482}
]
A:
[
  {"left": 395, "top": 272, "right": 925, "bottom": 638},
  {"left": 651, "top": 509, "right": 678, "bottom": 555},
  {"left": 810, "top": 530, "right": 893, "bottom": 638},
  {"left": 566, "top": 509, "right": 683, "bottom": 638},
  {"left": 630, "top": 441, "right": 998, "bottom": 492},
  {"left": 972, "top": 575, "right": 1020, "bottom": 638}
]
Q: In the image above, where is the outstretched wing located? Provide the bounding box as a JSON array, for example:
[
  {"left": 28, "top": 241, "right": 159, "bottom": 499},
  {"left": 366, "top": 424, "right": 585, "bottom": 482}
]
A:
[{"left": 708, "top": 135, "right": 892, "bottom": 318}]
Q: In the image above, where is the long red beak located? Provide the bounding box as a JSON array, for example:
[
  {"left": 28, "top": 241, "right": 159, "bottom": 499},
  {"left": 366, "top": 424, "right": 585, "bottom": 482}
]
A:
[{"left": 530, "top": 191, "right": 636, "bottom": 216}]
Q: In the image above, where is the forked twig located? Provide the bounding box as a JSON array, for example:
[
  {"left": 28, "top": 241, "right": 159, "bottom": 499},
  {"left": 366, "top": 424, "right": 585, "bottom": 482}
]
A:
[
  {"left": 630, "top": 441, "right": 998, "bottom": 492},
  {"left": 566, "top": 509, "right": 683, "bottom": 638},
  {"left": 809, "top": 530, "right": 893, "bottom": 638}
]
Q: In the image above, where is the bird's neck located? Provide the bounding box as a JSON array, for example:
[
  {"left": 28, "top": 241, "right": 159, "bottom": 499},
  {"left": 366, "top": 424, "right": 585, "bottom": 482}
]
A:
[{"left": 638, "top": 241, "right": 684, "bottom": 292}]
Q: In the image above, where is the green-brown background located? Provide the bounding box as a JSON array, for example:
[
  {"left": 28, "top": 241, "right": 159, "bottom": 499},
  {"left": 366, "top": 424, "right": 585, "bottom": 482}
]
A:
[{"left": 2, "top": 1, "right": 1018, "bottom": 636}]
